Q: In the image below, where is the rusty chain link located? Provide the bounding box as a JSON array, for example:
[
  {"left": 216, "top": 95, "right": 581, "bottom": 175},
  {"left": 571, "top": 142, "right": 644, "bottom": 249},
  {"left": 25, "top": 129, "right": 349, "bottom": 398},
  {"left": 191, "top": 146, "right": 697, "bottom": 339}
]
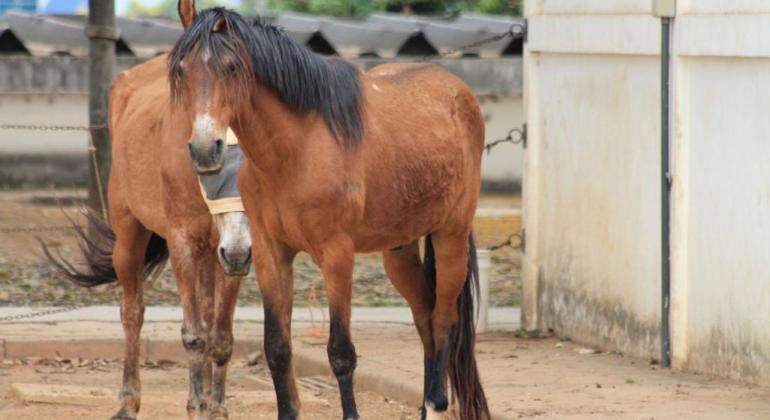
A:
[
  {"left": 431, "top": 22, "right": 526, "bottom": 59},
  {"left": 0, "top": 225, "right": 75, "bottom": 234},
  {"left": 0, "top": 121, "right": 110, "bottom": 220},
  {"left": 0, "top": 123, "right": 106, "bottom": 132},
  {"left": 485, "top": 126, "right": 526, "bottom": 154},
  {"left": 0, "top": 305, "right": 88, "bottom": 323},
  {"left": 487, "top": 233, "right": 523, "bottom": 251}
]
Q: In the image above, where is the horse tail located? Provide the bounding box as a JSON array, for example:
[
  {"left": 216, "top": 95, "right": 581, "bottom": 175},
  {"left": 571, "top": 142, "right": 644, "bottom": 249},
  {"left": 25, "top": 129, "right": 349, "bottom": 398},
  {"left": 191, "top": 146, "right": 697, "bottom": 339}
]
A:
[
  {"left": 40, "top": 210, "right": 168, "bottom": 287},
  {"left": 423, "top": 233, "right": 490, "bottom": 420}
]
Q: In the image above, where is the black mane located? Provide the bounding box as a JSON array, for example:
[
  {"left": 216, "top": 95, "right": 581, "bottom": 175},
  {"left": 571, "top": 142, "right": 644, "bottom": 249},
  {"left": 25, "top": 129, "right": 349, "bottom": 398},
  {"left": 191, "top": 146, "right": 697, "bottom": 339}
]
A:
[{"left": 169, "top": 8, "right": 364, "bottom": 144}]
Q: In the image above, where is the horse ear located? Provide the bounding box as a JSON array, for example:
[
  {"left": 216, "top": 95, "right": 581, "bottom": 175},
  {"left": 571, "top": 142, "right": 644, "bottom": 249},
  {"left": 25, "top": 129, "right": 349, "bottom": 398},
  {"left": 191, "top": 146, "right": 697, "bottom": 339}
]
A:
[
  {"left": 178, "top": 0, "right": 197, "bottom": 30},
  {"left": 212, "top": 16, "right": 226, "bottom": 32}
]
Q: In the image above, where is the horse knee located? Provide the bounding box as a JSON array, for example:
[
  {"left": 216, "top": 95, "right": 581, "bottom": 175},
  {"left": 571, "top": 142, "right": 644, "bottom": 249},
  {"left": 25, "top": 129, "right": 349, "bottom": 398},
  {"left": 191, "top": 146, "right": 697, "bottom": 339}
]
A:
[
  {"left": 181, "top": 328, "right": 207, "bottom": 354},
  {"left": 211, "top": 332, "right": 234, "bottom": 366},
  {"left": 327, "top": 335, "right": 357, "bottom": 378}
]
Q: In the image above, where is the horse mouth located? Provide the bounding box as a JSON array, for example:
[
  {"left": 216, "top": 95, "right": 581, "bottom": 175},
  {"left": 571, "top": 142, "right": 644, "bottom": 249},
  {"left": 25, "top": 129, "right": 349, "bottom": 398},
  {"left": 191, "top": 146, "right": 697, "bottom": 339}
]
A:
[
  {"left": 223, "top": 265, "right": 250, "bottom": 276},
  {"left": 219, "top": 247, "right": 252, "bottom": 276},
  {"left": 193, "top": 163, "right": 224, "bottom": 175}
]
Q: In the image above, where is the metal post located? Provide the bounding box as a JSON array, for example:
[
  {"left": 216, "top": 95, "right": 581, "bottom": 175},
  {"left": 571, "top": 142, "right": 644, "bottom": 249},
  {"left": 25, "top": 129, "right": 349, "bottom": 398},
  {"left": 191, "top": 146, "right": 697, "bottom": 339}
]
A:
[
  {"left": 660, "top": 16, "right": 672, "bottom": 368},
  {"left": 475, "top": 249, "right": 491, "bottom": 333},
  {"left": 87, "top": 0, "right": 116, "bottom": 218}
]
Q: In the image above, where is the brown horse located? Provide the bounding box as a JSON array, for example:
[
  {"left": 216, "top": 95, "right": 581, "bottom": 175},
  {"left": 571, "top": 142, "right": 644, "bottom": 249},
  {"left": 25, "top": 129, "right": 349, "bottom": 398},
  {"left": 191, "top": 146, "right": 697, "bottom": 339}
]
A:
[
  {"left": 170, "top": 4, "right": 489, "bottom": 420},
  {"left": 44, "top": 54, "right": 251, "bottom": 420}
]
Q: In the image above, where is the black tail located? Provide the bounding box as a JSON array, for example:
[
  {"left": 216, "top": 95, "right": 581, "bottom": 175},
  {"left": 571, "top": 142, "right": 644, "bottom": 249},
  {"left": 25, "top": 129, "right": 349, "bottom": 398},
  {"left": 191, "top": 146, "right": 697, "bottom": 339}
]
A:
[
  {"left": 423, "top": 233, "right": 490, "bottom": 420},
  {"left": 40, "top": 209, "right": 168, "bottom": 287}
]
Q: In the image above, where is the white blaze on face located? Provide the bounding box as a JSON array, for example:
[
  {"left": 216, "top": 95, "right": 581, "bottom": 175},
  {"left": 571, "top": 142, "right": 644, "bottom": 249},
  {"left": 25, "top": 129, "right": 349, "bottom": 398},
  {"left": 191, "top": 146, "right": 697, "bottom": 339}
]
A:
[
  {"left": 191, "top": 49, "right": 227, "bottom": 148},
  {"left": 214, "top": 211, "right": 251, "bottom": 253},
  {"left": 192, "top": 112, "right": 227, "bottom": 146},
  {"left": 213, "top": 211, "right": 252, "bottom": 268}
]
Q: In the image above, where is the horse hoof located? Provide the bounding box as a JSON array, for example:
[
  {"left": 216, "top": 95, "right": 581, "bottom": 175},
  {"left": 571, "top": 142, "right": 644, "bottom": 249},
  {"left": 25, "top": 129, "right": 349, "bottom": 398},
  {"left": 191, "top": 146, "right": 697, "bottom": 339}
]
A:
[
  {"left": 111, "top": 407, "right": 138, "bottom": 420},
  {"left": 209, "top": 405, "right": 229, "bottom": 419}
]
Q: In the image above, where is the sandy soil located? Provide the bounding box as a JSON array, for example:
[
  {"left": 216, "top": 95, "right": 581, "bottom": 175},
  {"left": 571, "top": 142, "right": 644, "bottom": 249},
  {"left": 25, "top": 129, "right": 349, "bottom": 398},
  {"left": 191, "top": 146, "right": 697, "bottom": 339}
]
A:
[
  {"left": 2, "top": 328, "right": 769, "bottom": 420},
  {"left": 0, "top": 359, "right": 417, "bottom": 419},
  {"left": 329, "top": 326, "right": 770, "bottom": 420}
]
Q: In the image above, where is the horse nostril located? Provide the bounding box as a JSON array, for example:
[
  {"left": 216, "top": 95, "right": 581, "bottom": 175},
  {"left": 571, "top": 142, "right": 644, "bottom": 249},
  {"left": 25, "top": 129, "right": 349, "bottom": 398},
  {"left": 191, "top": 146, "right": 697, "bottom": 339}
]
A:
[
  {"left": 187, "top": 142, "right": 196, "bottom": 158},
  {"left": 219, "top": 246, "right": 229, "bottom": 264},
  {"left": 215, "top": 138, "right": 224, "bottom": 149}
]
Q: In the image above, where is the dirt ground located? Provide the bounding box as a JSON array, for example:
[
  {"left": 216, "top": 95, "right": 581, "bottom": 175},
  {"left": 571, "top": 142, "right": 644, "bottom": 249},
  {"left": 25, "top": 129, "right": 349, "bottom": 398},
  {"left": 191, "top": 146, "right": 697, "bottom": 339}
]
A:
[
  {"left": 1, "top": 323, "right": 769, "bottom": 420},
  {"left": 0, "top": 189, "right": 522, "bottom": 308},
  {"left": 0, "top": 358, "right": 417, "bottom": 419},
  {"left": 336, "top": 326, "right": 770, "bottom": 420}
]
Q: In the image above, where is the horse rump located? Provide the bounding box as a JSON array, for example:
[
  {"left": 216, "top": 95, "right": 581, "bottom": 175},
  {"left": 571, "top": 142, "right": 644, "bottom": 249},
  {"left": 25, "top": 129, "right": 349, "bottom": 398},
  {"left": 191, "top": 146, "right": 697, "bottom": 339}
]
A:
[
  {"left": 40, "top": 209, "right": 168, "bottom": 287},
  {"left": 423, "top": 233, "right": 490, "bottom": 420}
]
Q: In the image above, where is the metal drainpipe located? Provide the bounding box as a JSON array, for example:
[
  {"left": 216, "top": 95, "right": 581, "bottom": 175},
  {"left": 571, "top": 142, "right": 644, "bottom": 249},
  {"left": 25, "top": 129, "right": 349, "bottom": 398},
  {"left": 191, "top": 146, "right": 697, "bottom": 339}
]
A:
[{"left": 660, "top": 16, "right": 672, "bottom": 369}]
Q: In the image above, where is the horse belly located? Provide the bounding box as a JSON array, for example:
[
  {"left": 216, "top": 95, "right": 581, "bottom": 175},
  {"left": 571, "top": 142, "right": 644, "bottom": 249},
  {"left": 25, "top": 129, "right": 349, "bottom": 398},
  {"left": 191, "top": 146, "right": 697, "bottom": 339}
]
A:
[{"left": 354, "top": 148, "right": 468, "bottom": 251}]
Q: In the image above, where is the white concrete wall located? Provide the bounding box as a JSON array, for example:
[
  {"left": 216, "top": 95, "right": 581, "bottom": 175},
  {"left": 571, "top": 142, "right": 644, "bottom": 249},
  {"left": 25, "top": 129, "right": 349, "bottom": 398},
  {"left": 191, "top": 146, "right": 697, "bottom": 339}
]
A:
[
  {"left": 479, "top": 96, "right": 524, "bottom": 187},
  {"left": 524, "top": 0, "right": 770, "bottom": 383},
  {"left": 522, "top": 0, "right": 661, "bottom": 358},
  {"left": 670, "top": 2, "right": 770, "bottom": 384},
  {"left": 0, "top": 92, "right": 89, "bottom": 153}
]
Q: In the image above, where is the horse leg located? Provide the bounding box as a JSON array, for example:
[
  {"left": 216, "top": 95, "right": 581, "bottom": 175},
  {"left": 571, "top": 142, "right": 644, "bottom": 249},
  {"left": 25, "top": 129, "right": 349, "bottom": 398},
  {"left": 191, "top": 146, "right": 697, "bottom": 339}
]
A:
[
  {"left": 254, "top": 239, "right": 299, "bottom": 419},
  {"left": 198, "top": 250, "right": 218, "bottom": 413},
  {"left": 167, "top": 234, "right": 209, "bottom": 419},
  {"left": 111, "top": 215, "right": 152, "bottom": 420},
  {"left": 424, "top": 232, "right": 489, "bottom": 420},
  {"left": 382, "top": 242, "right": 436, "bottom": 419},
  {"left": 208, "top": 273, "right": 242, "bottom": 419},
  {"left": 318, "top": 237, "right": 359, "bottom": 420}
]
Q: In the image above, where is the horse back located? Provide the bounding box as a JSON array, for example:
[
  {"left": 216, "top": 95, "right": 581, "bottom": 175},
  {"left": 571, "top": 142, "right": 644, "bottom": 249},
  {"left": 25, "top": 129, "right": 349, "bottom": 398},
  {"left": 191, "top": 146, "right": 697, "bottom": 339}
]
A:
[
  {"left": 107, "top": 55, "right": 173, "bottom": 236},
  {"left": 346, "top": 63, "right": 484, "bottom": 249}
]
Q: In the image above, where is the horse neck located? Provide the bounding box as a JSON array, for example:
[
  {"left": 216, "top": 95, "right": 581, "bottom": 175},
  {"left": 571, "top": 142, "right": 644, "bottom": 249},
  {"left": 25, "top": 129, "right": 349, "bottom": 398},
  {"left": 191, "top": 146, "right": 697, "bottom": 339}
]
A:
[{"left": 233, "top": 87, "right": 309, "bottom": 177}]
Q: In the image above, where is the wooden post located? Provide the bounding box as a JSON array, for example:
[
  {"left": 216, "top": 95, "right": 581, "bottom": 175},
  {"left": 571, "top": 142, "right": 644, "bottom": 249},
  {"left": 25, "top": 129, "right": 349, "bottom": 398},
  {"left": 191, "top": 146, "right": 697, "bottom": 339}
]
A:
[{"left": 86, "top": 0, "right": 115, "bottom": 218}]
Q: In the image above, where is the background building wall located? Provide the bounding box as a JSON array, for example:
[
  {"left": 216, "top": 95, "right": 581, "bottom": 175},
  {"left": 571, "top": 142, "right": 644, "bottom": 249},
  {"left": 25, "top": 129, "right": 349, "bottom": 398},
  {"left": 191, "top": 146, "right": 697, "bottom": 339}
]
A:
[
  {"left": 670, "top": 1, "right": 770, "bottom": 384},
  {"left": 524, "top": 0, "right": 770, "bottom": 384},
  {"left": 0, "top": 56, "right": 524, "bottom": 191},
  {"left": 522, "top": 0, "right": 661, "bottom": 358}
]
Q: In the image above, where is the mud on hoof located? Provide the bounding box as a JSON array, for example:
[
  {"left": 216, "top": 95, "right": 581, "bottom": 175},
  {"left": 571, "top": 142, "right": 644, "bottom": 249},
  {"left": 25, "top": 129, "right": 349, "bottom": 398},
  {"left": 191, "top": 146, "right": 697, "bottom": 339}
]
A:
[
  {"left": 208, "top": 404, "right": 229, "bottom": 419},
  {"left": 187, "top": 400, "right": 210, "bottom": 420},
  {"left": 111, "top": 409, "right": 137, "bottom": 420}
]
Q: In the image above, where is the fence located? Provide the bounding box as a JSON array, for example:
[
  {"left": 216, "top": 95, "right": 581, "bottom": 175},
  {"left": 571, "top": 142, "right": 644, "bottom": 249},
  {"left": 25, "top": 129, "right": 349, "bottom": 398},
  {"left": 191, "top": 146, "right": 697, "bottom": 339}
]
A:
[{"left": 0, "top": 115, "right": 523, "bottom": 326}]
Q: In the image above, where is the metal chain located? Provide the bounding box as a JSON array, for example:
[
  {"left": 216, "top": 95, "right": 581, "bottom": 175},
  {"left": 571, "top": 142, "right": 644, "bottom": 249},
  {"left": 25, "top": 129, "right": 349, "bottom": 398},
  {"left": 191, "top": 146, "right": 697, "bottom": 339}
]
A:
[
  {"left": 485, "top": 126, "right": 525, "bottom": 154},
  {"left": 0, "top": 121, "right": 110, "bottom": 221},
  {"left": 0, "top": 225, "right": 75, "bottom": 234},
  {"left": 0, "top": 305, "right": 87, "bottom": 323},
  {"left": 421, "top": 22, "right": 525, "bottom": 61},
  {"left": 0, "top": 123, "right": 107, "bottom": 132},
  {"left": 487, "top": 233, "right": 523, "bottom": 251}
]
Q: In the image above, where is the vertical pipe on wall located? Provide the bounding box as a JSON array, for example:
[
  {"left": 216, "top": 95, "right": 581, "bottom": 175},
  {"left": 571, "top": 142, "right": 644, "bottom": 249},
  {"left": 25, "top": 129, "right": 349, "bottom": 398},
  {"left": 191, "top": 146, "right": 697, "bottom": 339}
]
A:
[{"left": 660, "top": 16, "right": 672, "bottom": 369}]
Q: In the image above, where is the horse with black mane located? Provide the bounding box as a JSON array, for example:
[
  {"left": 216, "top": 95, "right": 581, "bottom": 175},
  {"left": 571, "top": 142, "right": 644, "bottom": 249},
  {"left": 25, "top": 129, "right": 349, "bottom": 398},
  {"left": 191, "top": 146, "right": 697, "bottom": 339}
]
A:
[{"left": 171, "top": 2, "right": 490, "bottom": 419}]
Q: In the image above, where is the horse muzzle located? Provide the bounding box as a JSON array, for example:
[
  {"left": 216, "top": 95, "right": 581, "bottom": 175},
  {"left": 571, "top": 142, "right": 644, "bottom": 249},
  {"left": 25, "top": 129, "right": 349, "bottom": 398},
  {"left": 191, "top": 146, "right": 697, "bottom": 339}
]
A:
[
  {"left": 219, "top": 245, "right": 252, "bottom": 277},
  {"left": 188, "top": 138, "right": 226, "bottom": 174}
]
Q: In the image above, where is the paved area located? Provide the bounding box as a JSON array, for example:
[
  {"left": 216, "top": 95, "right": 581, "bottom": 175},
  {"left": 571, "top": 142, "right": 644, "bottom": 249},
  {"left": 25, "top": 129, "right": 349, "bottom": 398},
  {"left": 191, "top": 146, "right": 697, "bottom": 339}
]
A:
[{"left": 2, "top": 306, "right": 770, "bottom": 419}]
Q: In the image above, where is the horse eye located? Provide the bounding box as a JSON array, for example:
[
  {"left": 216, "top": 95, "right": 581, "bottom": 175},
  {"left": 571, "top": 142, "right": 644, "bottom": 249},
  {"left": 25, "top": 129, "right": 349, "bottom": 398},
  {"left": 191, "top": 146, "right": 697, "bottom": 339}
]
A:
[
  {"left": 227, "top": 63, "right": 236, "bottom": 74},
  {"left": 177, "top": 67, "right": 184, "bottom": 78}
]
